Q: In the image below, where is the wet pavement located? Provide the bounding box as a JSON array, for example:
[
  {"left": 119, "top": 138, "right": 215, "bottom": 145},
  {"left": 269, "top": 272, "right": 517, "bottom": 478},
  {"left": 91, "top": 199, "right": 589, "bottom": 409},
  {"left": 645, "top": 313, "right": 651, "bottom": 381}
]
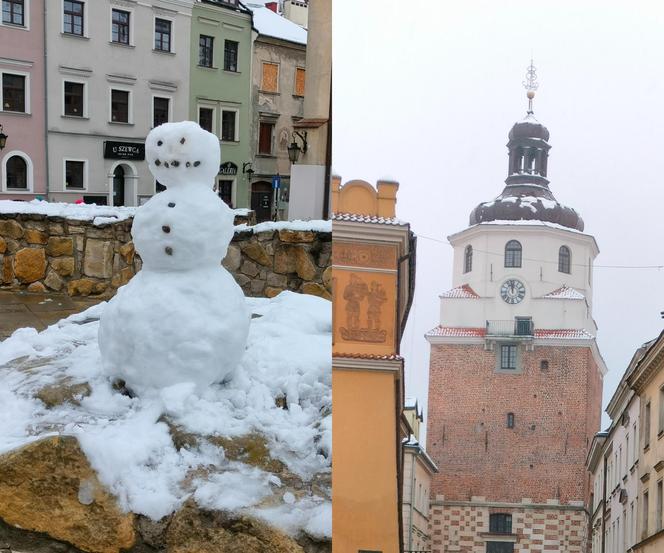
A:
[{"left": 0, "top": 291, "right": 104, "bottom": 340}]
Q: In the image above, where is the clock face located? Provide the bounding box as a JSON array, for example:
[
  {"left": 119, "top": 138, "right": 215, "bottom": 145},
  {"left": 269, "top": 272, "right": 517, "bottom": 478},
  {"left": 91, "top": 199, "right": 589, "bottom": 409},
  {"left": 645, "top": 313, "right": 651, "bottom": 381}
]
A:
[{"left": 500, "top": 279, "right": 526, "bottom": 304}]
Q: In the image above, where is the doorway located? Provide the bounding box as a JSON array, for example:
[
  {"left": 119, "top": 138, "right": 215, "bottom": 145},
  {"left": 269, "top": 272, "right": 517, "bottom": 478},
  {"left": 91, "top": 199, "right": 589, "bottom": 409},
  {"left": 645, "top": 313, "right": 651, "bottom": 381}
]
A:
[
  {"left": 112, "top": 165, "right": 125, "bottom": 207},
  {"left": 251, "top": 181, "right": 272, "bottom": 222}
]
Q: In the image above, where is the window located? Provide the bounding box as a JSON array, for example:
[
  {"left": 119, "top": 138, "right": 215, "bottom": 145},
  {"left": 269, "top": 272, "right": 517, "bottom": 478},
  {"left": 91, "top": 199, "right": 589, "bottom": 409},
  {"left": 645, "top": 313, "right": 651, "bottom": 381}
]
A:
[
  {"left": 644, "top": 491, "right": 649, "bottom": 537},
  {"left": 657, "top": 480, "right": 663, "bottom": 532},
  {"left": 218, "top": 179, "right": 232, "bottom": 207},
  {"left": 2, "top": 73, "right": 25, "bottom": 112},
  {"left": 489, "top": 513, "right": 512, "bottom": 534},
  {"left": 111, "top": 9, "right": 130, "bottom": 44},
  {"left": 540, "top": 360, "right": 549, "bottom": 370},
  {"left": 224, "top": 40, "right": 238, "bottom": 72},
  {"left": 634, "top": 422, "right": 638, "bottom": 462},
  {"left": 2, "top": 0, "right": 23, "bottom": 26},
  {"left": 65, "top": 160, "right": 85, "bottom": 189},
  {"left": 198, "top": 107, "right": 214, "bottom": 133},
  {"left": 645, "top": 402, "right": 651, "bottom": 449},
  {"left": 660, "top": 386, "right": 664, "bottom": 435},
  {"left": 295, "top": 67, "right": 305, "bottom": 96},
  {"left": 199, "top": 35, "right": 214, "bottom": 67},
  {"left": 464, "top": 245, "right": 472, "bottom": 273},
  {"left": 504, "top": 240, "right": 522, "bottom": 268},
  {"left": 261, "top": 62, "right": 279, "bottom": 92},
  {"left": 500, "top": 345, "right": 517, "bottom": 370},
  {"left": 506, "top": 412, "right": 515, "bottom": 429},
  {"left": 221, "top": 110, "right": 237, "bottom": 141},
  {"left": 258, "top": 121, "right": 274, "bottom": 154},
  {"left": 154, "top": 18, "right": 171, "bottom": 52},
  {"left": 63, "top": 0, "right": 83, "bottom": 36},
  {"left": 5, "top": 154, "right": 27, "bottom": 189},
  {"left": 64, "top": 81, "right": 84, "bottom": 116},
  {"left": 110, "top": 89, "right": 129, "bottom": 123},
  {"left": 153, "top": 97, "right": 169, "bottom": 127},
  {"left": 559, "top": 245, "right": 571, "bottom": 274}
]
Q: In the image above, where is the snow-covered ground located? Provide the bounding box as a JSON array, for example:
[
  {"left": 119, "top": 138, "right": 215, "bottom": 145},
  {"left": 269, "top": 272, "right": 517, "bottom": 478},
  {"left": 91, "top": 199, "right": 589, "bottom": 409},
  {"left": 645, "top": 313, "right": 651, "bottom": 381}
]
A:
[{"left": 0, "top": 291, "right": 331, "bottom": 539}]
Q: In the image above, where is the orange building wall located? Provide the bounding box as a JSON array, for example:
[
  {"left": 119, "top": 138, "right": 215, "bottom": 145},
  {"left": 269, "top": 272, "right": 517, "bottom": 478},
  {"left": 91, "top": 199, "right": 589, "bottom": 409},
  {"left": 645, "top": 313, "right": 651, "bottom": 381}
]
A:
[{"left": 333, "top": 369, "right": 400, "bottom": 553}]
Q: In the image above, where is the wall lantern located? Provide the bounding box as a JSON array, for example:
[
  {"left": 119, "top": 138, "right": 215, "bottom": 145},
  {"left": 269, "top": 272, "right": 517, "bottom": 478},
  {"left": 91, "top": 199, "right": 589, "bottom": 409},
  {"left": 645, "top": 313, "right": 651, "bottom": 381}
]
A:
[
  {"left": 0, "top": 125, "right": 7, "bottom": 151},
  {"left": 242, "top": 161, "right": 255, "bottom": 178},
  {"left": 287, "top": 131, "right": 308, "bottom": 164}
]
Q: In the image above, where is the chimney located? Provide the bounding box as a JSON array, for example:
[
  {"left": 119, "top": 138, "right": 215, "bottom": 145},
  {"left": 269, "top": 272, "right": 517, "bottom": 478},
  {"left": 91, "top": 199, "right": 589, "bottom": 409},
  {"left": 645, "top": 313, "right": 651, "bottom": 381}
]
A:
[{"left": 265, "top": 2, "right": 278, "bottom": 12}]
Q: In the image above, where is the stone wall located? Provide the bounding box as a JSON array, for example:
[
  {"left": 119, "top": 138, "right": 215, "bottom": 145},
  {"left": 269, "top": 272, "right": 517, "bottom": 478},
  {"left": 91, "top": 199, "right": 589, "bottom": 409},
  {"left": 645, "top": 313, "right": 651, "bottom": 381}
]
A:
[{"left": 0, "top": 213, "right": 331, "bottom": 300}]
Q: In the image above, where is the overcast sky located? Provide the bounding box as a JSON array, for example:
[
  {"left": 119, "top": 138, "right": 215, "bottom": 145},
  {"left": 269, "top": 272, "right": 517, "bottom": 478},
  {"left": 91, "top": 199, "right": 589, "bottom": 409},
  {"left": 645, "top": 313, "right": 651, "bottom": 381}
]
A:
[{"left": 332, "top": 0, "right": 664, "bottom": 434}]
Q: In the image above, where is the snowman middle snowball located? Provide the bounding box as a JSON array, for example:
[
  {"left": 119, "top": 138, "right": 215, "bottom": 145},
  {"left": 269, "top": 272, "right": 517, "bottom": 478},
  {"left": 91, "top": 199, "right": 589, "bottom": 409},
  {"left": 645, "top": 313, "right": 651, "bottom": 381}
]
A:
[{"left": 98, "top": 121, "right": 251, "bottom": 394}]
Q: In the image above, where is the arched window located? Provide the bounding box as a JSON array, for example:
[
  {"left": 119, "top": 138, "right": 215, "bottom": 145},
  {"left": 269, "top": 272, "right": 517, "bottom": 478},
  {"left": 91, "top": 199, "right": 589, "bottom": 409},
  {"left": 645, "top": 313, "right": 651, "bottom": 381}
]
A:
[
  {"left": 504, "top": 240, "right": 522, "bottom": 268},
  {"left": 6, "top": 155, "right": 27, "bottom": 189},
  {"left": 559, "top": 245, "right": 571, "bottom": 274},
  {"left": 464, "top": 245, "right": 473, "bottom": 273}
]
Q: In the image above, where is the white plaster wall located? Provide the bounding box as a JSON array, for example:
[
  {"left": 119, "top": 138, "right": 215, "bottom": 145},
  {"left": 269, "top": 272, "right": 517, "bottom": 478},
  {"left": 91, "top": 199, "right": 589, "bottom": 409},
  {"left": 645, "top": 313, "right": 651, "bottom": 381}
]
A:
[
  {"left": 288, "top": 163, "right": 325, "bottom": 220},
  {"left": 440, "top": 223, "right": 599, "bottom": 331}
]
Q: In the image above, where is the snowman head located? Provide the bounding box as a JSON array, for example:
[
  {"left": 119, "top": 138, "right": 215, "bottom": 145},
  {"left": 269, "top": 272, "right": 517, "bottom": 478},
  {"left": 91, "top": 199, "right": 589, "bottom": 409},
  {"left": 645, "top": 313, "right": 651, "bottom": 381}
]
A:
[{"left": 145, "top": 121, "right": 220, "bottom": 189}]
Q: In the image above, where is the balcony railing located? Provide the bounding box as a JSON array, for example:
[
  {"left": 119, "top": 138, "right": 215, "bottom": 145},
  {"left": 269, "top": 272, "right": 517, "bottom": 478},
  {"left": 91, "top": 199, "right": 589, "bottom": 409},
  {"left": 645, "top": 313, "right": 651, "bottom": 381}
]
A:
[{"left": 486, "top": 319, "right": 534, "bottom": 337}]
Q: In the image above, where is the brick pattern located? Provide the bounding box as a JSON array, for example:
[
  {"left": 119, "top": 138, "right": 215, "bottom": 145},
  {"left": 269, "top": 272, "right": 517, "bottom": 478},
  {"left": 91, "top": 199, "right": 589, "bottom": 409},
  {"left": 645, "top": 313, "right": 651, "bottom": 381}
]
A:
[
  {"left": 426, "top": 343, "right": 601, "bottom": 505},
  {"left": 429, "top": 503, "right": 588, "bottom": 553}
]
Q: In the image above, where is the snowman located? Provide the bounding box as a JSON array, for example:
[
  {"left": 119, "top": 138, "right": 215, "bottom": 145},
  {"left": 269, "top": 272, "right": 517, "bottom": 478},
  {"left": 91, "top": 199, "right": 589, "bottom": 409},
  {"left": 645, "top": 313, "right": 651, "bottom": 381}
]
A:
[{"left": 98, "top": 121, "right": 250, "bottom": 394}]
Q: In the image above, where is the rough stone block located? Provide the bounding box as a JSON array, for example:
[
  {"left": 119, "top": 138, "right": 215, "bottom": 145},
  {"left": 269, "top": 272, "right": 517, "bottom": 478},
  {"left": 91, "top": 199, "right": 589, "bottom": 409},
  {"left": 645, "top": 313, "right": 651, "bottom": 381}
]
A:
[
  {"left": 222, "top": 244, "right": 242, "bottom": 272},
  {"left": 267, "top": 272, "right": 288, "bottom": 288},
  {"left": 13, "top": 248, "right": 46, "bottom": 283},
  {"left": 50, "top": 256, "right": 75, "bottom": 277},
  {"left": 0, "top": 220, "right": 24, "bottom": 239},
  {"left": 119, "top": 242, "right": 134, "bottom": 265},
  {"left": 24, "top": 229, "right": 48, "bottom": 245},
  {"left": 242, "top": 240, "right": 272, "bottom": 267},
  {"left": 67, "top": 278, "right": 96, "bottom": 296},
  {"left": 84, "top": 239, "right": 113, "bottom": 278},
  {"left": 301, "top": 282, "right": 332, "bottom": 301},
  {"left": 2, "top": 255, "right": 13, "bottom": 283},
  {"left": 48, "top": 222, "right": 64, "bottom": 235},
  {"left": 274, "top": 245, "right": 317, "bottom": 280},
  {"left": 46, "top": 237, "right": 74, "bottom": 257},
  {"left": 322, "top": 266, "right": 332, "bottom": 291},
  {"left": 44, "top": 270, "right": 63, "bottom": 291},
  {"left": 26, "top": 281, "right": 47, "bottom": 293},
  {"left": 4, "top": 238, "right": 19, "bottom": 253},
  {"left": 278, "top": 229, "right": 316, "bottom": 243},
  {"left": 264, "top": 286, "right": 284, "bottom": 298},
  {"left": 0, "top": 236, "right": 5, "bottom": 254},
  {"left": 240, "top": 260, "right": 260, "bottom": 278}
]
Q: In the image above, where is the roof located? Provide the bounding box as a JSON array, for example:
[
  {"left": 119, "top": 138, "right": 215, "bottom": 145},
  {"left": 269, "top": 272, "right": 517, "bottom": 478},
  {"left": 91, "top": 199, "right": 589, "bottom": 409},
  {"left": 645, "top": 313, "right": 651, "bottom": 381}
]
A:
[
  {"left": 331, "top": 212, "right": 407, "bottom": 226},
  {"left": 246, "top": 2, "right": 307, "bottom": 44},
  {"left": 540, "top": 285, "right": 586, "bottom": 300},
  {"left": 333, "top": 352, "right": 403, "bottom": 361},
  {"left": 426, "top": 326, "right": 595, "bottom": 340},
  {"left": 440, "top": 284, "right": 480, "bottom": 299}
]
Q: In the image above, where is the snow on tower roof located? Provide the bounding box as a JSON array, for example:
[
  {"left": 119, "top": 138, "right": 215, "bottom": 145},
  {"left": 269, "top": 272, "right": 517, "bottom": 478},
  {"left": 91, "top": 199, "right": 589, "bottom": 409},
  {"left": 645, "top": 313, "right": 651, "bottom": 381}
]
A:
[
  {"left": 246, "top": 2, "right": 307, "bottom": 45},
  {"left": 331, "top": 212, "right": 408, "bottom": 226},
  {"left": 440, "top": 284, "right": 480, "bottom": 299},
  {"left": 426, "top": 326, "right": 595, "bottom": 340},
  {"left": 540, "top": 285, "right": 586, "bottom": 300}
]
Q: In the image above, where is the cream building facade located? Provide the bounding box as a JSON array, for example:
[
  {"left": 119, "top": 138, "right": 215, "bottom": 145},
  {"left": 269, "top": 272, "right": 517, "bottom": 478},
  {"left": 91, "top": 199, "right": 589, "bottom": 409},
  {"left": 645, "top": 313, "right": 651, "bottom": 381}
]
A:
[
  {"left": 45, "top": 0, "right": 193, "bottom": 206},
  {"left": 627, "top": 331, "right": 664, "bottom": 553}
]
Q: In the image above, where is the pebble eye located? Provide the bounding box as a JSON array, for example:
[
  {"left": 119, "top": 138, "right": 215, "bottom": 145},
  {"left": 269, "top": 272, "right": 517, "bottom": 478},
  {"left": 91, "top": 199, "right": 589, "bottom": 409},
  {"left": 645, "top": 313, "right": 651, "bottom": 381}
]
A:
[
  {"left": 180, "top": 137, "right": 186, "bottom": 144},
  {"left": 157, "top": 140, "right": 163, "bottom": 146}
]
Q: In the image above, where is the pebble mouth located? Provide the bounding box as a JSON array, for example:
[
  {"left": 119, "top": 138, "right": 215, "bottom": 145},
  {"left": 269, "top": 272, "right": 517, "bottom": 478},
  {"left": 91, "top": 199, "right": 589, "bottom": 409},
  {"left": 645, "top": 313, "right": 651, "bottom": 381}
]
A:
[{"left": 171, "top": 161, "right": 180, "bottom": 167}]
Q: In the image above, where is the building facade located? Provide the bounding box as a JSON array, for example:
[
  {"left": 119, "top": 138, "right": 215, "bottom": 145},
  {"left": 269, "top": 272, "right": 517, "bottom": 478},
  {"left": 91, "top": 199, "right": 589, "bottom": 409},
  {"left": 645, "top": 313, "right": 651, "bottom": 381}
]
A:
[
  {"left": 403, "top": 399, "right": 438, "bottom": 553},
  {"left": 190, "top": 0, "right": 252, "bottom": 210},
  {"left": 426, "top": 97, "right": 605, "bottom": 553},
  {"left": 45, "top": 0, "right": 193, "bottom": 206},
  {"left": 627, "top": 331, "right": 664, "bottom": 553},
  {"left": 0, "top": 0, "right": 47, "bottom": 200},
  {"left": 247, "top": 1, "right": 306, "bottom": 222},
  {"left": 588, "top": 344, "right": 647, "bottom": 553},
  {"left": 332, "top": 177, "right": 415, "bottom": 553}
]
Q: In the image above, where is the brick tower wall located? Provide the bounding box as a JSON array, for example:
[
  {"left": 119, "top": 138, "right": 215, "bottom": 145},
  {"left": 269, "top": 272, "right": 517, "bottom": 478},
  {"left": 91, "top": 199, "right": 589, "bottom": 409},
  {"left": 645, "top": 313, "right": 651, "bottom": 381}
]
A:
[{"left": 426, "top": 342, "right": 602, "bottom": 504}]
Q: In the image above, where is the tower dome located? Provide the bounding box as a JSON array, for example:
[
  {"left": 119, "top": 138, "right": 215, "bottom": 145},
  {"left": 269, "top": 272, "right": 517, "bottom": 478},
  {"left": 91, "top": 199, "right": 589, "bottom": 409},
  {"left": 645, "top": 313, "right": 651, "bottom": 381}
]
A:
[{"left": 469, "top": 70, "right": 584, "bottom": 232}]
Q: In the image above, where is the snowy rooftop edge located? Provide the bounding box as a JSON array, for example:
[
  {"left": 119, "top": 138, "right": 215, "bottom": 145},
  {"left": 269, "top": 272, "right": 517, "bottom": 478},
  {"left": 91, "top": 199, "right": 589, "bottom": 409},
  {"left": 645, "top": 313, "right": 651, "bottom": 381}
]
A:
[
  {"left": 246, "top": 2, "right": 307, "bottom": 45},
  {"left": 470, "top": 219, "right": 587, "bottom": 234}
]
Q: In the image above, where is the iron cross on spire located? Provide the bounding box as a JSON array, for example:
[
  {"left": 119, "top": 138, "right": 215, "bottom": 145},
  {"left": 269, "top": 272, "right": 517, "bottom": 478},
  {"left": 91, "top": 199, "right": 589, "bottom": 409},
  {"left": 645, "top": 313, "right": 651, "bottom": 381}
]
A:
[{"left": 522, "top": 59, "right": 539, "bottom": 114}]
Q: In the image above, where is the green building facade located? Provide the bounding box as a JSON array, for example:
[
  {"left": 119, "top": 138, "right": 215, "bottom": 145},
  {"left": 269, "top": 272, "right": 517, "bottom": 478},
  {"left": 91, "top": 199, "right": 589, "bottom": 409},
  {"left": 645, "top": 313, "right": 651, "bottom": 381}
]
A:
[{"left": 190, "top": 0, "right": 254, "bottom": 209}]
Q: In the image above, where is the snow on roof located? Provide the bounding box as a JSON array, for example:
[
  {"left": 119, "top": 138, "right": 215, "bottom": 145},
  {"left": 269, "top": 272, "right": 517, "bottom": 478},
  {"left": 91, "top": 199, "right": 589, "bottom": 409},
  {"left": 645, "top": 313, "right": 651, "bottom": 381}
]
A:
[
  {"left": 540, "top": 285, "right": 585, "bottom": 300},
  {"left": 440, "top": 284, "right": 480, "bottom": 299},
  {"left": 331, "top": 212, "right": 407, "bottom": 226},
  {"left": 426, "top": 326, "right": 595, "bottom": 340},
  {"left": 235, "top": 219, "right": 331, "bottom": 233},
  {"left": 472, "top": 219, "right": 586, "bottom": 234},
  {"left": 247, "top": 2, "right": 307, "bottom": 44}
]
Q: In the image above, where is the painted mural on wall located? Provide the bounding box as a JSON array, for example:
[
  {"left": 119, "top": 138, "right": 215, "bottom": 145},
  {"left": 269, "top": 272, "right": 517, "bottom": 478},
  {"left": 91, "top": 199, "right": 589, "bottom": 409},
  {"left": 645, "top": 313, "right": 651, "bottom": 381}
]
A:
[{"left": 340, "top": 274, "right": 387, "bottom": 343}]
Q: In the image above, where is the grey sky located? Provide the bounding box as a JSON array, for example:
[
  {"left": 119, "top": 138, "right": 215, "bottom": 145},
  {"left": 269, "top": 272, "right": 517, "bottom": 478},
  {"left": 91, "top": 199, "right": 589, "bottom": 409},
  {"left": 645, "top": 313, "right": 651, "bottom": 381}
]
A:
[{"left": 333, "top": 0, "right": 664, "bottom": 435}]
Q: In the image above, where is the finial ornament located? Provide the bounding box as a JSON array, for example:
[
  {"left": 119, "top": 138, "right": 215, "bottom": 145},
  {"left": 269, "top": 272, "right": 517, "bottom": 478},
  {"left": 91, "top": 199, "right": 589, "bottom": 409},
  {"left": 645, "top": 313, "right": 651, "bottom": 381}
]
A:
[{"left": 522, "top": 59, "right": 539, "bottom": 114}]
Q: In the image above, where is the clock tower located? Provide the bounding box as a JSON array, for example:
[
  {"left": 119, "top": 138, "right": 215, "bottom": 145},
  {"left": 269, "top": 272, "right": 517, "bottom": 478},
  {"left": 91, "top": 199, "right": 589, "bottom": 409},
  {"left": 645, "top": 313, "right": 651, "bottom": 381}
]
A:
[{"left": 426, "top": 63, "right": 605, "bottom": 553}]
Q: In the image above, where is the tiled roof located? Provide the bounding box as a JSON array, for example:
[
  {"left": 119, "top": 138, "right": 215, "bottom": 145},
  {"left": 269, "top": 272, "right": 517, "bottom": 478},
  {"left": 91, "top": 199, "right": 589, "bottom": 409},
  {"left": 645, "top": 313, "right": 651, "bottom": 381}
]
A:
[
  {"left": 426, "top": 326, "right": 594, "bottom": 340},
  {"left": 333, "top": 352, "right": 403, "bottom": 360},
  {"left": 331, "top": 212, "right": 407, "bottom": 226},
  {"left": 440, "top": 284, "right": 480, "bottom": 299},
  {"left": 541, "top": 285, "right": 585, "bottom": 300}
]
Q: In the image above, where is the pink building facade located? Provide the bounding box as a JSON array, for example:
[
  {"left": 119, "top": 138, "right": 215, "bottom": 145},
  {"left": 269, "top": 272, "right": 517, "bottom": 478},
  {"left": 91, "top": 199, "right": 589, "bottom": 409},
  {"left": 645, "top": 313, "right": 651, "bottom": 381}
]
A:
[{"left": 0, "top": 0, "right": 46, "bottom": 199}]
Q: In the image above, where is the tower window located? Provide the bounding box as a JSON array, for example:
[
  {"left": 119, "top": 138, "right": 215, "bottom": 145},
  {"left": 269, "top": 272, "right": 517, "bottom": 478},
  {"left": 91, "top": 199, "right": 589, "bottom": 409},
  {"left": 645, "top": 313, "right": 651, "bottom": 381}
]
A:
[
  {"left": 558, "top": 245, "right": 571, "bottom": 274},
  {"left": 507, "top": 413, "right": 515, "bottom": 428},
  {"left": 489, "top": 513, "right": 512, "bottom": 534},
  {"left": 504, "top": 240, "right": 522, "bottom": 268},
  {"left": 464, "top": 245, "right": 473, "bottom": 273},
  {"left": 540, "top": 360, "right": 549, "bottom": 371},
  {"left": 500, "top": 345, "right": 517, "bottom": 370}
]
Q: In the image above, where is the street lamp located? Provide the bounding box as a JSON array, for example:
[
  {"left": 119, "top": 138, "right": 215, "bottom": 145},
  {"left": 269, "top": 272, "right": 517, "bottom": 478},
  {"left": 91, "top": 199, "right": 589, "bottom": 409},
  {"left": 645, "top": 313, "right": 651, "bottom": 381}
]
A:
[
  {"left": 287, "top": 131, "right": 308, "bottom": 164},
  {"left": 242, "top": 161, "right": 255, "bottom": 178},
  {"left": 0, "top": 125, "right": 7, "bottom": 151}
]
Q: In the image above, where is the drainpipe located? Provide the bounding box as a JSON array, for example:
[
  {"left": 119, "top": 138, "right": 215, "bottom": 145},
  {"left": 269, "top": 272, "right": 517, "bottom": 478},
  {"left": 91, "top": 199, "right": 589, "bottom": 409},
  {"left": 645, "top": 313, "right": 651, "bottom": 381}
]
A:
[
  {"left": 43, "top": 0, "right": 50, "bottom": 199},
  {"left": 408, "top": 449, "right": 416, "bottom": 552}
]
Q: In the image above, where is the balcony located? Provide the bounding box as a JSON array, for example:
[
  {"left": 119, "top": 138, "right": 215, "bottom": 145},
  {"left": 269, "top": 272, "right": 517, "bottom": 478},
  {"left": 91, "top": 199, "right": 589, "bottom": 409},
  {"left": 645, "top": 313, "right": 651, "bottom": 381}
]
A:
[{"left": 486, "top": 318, "right": 534, "bottom": 337}]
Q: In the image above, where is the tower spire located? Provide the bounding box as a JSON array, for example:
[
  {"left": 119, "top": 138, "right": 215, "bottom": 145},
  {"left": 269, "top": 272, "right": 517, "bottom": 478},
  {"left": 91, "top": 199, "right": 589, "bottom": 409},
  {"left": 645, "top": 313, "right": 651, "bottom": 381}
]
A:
[{"left": 522, "top": 58, "right": 539, "bottom": 114}]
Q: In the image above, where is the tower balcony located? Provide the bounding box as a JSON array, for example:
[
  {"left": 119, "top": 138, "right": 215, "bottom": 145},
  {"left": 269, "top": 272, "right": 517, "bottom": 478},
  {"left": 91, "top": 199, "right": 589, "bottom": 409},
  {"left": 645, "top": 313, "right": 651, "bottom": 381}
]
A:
[{"left": 486, "top": 318, "right": 534, "bottom": 338}]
